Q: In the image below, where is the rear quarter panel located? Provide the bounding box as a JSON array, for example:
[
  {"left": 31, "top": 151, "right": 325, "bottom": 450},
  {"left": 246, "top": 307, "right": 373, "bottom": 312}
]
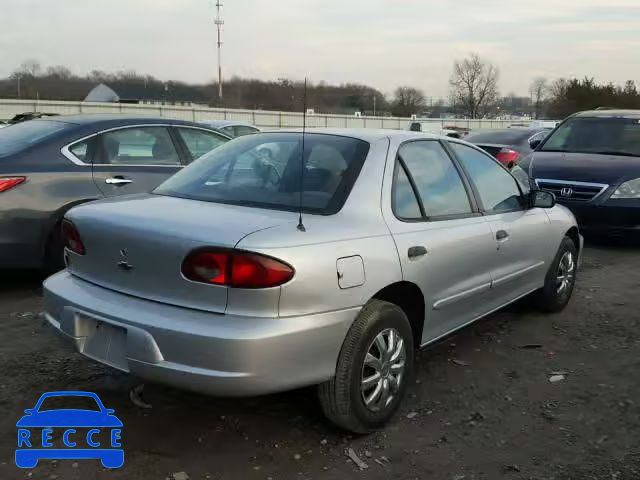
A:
[
  {"left": 236, "top": 137, "right": 402, "bottom": 317},
  {"left": 0, "top": 142, "right": 101, "bottom": 267}
]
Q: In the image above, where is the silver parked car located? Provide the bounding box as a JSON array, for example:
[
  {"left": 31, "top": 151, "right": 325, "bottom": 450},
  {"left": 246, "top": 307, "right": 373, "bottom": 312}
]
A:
[{"left": 44, "top": 129, "right": 581, "bottom": 432}]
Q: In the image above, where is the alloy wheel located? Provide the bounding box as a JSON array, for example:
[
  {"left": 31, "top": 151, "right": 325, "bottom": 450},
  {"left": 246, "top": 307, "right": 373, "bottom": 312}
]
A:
[{"left": 360, "top": 328, "right": 406, "bottom": 412}]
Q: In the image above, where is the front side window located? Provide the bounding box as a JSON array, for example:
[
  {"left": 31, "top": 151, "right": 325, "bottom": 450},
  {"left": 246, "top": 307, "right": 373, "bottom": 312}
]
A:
[
  {"left": 177, "top": 128, "right": 228, "bottom": 161},
  {"left": 398, "top": 141, "right": 472, "bottom": 218},
  {"left": 451, "top": 143, "right": 523, "bottom": 213},
  {"left": 155, "top": 133, "right": 370, "bottom": 214},
  {"left": 97, "top": 127, "right": 180, "bottom": 165},
  {"left": 541, "top": 117, "right": 640, "bottom": 156}
]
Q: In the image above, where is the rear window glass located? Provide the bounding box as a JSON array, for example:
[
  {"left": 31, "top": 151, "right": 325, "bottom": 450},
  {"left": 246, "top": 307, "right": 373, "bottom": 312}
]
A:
[
  {"left": 0, "top": 120, "right": 69, "bottom": 157},
  {"left": 465, "top": 129, "right": 532, "bottom": 144},
  {"left": 154, "top": 133, "right": 370, "bottom": 214}
]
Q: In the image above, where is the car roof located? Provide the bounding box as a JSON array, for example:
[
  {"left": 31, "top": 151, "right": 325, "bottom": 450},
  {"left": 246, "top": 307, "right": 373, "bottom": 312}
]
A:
[
  {"left": 274, "top": 128, "right": 444, "bottom": 142},
  {"left": 201, "top": 120, "right": 257, "bottom": 128},
  {"left": 574, "top": 109, "right": 640, "bottom": 119},
  {"left": 36, "top": 114, "right": 208, "bottom": 128}
]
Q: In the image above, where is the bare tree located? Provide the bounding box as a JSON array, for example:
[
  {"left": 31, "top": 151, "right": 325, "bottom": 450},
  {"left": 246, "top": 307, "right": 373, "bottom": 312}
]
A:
[
  {"left": 529, "top": 77, "right": 548, "bottom": 119},
  {"left": 46, "top": 65, "right": 74, "bottom": 79},
  {"left": 449, "top": 53, "right": 499, "bottom": 118},
  {"left": 392, "top": 86, "right": 426, "bottom": 117},
  {"left": 18, "top": 59, "right": 42, "bottom": 77}
]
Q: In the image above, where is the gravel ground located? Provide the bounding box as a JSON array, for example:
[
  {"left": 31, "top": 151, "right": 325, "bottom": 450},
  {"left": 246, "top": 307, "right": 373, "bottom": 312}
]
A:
[{"left": 0, "top": 241, "right": 639, "bottom": 480}]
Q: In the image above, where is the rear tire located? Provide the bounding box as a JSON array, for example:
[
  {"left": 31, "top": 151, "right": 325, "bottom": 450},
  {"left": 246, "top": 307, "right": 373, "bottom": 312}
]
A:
[
  {"left": 44, "top": 222, "right": 65, "bottom": 275},
  {"left": 318, "top": 299, "right": 414, "bottom": 434},
  {"left": 533, "top": 236, "right": 578, "bottom": 313}
]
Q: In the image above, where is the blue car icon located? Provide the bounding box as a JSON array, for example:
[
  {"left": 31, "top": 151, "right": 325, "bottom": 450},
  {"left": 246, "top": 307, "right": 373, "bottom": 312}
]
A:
[{"left": 16, "top": 391, "right": 123, "bottom": 469}]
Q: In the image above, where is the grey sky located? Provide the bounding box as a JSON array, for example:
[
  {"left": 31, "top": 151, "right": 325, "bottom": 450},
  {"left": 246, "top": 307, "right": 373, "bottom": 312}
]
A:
[{"left": 1, "top": 0, "right": 639, "bottom": 98}]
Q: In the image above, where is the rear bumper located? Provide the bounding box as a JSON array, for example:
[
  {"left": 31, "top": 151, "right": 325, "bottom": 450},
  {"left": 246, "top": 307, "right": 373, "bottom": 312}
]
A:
[
  {"left": 43, "top": 272, "right": 358, "bottom": 397},
  {"left": 559, "top": 201, "right": 640, "bottom": 235}
]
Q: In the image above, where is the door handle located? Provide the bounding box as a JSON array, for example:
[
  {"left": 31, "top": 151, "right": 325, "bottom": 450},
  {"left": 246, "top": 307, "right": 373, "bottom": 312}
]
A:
[
  {"left": 496, "top": 230, "right": 510, "bottom": 241},
  {"left": 105, "top": 177, "right": 133, "bottom": 186},
  {"left": 408, "top": 246, "right": 428, "bottom": 259}
]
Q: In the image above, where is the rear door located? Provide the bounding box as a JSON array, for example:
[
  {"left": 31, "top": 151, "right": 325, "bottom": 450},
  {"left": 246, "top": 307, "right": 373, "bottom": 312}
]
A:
[
  {"left": 382, "top": 139, "right": 498, "bottom": 345},
  {"left": 449, "top": 142, "right": 554, "bottom": 304},
  {"left": 92, "top": 125, "right": 185, "bottom": 197}
]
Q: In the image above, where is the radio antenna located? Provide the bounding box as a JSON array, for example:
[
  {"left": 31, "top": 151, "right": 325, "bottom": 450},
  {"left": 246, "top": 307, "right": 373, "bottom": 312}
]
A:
[{"left": 297, "top": 77, "right": 308, "bottom": 232}]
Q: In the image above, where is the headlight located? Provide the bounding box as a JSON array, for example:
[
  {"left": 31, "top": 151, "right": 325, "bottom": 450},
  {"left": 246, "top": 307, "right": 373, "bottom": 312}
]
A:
[{"left": 611, "top": 178, "right": 640, "bottom": 199}]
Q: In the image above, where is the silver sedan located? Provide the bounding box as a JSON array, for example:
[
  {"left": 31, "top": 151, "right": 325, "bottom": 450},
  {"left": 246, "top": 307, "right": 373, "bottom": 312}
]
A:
[{"left": 44, "top": 129, "right": 580, "bottom": 433}]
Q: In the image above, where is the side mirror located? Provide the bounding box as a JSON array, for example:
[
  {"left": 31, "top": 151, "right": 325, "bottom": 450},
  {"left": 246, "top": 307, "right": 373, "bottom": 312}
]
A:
[
  {"left": 24, "top": 409, "right": 34, "bottom": 415},
  {"left": 529, "top": 139, "right": 542, "bottom": 150},
  {"left": 529, "top": 190, "right": 556, "bottom": 209}
]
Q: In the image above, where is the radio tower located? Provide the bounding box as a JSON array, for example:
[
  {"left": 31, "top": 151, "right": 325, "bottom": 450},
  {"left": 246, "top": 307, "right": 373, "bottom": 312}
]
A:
[{"left": 214, "top": 1, "right": 224, "bottom": 101}]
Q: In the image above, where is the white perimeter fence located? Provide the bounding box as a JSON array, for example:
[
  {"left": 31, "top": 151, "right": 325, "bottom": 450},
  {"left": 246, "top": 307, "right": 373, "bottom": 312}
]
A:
[{"left": 0, "top": 99, "right": 523, "bottom": 130}]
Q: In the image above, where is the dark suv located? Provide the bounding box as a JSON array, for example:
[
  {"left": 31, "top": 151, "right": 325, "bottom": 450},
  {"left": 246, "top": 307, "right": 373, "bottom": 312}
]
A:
[
  {"left": 520, "top": 110, "right": 640, "bottom": 236},
  {"left": 0, "top": 115, "right": 230, "bottom": 271}
]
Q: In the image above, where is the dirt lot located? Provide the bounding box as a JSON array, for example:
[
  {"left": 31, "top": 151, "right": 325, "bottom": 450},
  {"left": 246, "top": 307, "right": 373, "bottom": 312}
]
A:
[{"left": 0, "top": 241, "right": 639, "bottom": 480}]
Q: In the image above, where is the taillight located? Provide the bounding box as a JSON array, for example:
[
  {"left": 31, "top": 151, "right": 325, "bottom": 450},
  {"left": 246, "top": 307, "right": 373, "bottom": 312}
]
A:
[
  {"left": 62, "top": 220, "right": 86, "bottom": 255},
  {"left": 0, "top": 176, "right": 26, "bottom": 193},
  {"left": 182, "top": 249, "right": 294, "bottom": 289},
  {"left": 495, "top": 149, "right": 520, "bottom": 167}
]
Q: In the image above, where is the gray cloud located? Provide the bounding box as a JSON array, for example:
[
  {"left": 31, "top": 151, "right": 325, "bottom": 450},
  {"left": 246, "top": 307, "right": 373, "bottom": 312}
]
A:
[{"left": 0, "top": 0, "right": 639, "bottom": 98}]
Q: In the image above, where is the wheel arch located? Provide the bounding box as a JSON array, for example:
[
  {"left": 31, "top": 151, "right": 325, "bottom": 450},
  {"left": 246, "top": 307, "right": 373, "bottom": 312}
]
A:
[
  {"left": 371, "top": 281, "right": 425, "bottom": 346},
  {"left": 41, "top": 198, "right": 100, "bottom": 264},
  {"left": 565, "top": 226, "right": 581, "bottom": 252}
]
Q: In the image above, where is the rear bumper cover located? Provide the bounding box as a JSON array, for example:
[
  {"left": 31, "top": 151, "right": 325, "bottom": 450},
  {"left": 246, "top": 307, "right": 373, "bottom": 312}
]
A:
[{"left": 44, "top": 271, "right": 359, "bottom": 396}]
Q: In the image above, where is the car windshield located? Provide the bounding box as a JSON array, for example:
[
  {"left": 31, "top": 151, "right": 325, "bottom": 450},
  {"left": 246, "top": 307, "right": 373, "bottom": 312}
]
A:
[
  {"left": 466, "top": 129, "right": 534, "bottom": 144},
  {"left": 37, "top": 395, "right": 101, "bottom": 412},
  {"left": 0, "top": 120, "right": 70, "bottom": 157},
  {"left": 155, "top": 133, "right": 370, "bottom": 214},
  {"left": 541, "top": 117, "right": 640, "bottom": 157}
]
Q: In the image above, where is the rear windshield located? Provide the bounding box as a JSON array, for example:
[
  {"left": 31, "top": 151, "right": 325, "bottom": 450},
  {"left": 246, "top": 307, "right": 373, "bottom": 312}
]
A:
[
  {"left": 466, "top": 129, "right": 533, "bottom": 144},
  {"left": 0, "top": 120, "right": 70, "bottom": 157},
  {"left": 541, "top": 117, "right": 640, "bottom": 157},
  {"left": 154, "top": 133, "right": 370, "bottom": 214}
]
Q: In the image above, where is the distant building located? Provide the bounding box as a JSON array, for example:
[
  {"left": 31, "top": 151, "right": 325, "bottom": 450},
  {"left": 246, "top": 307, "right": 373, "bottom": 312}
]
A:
[{"left": 84, "top": 84, "right": 122, "bottom": 103}]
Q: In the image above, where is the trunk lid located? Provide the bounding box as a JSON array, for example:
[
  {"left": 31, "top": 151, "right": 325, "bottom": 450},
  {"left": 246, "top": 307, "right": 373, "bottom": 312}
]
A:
[{"left": 65, "top": 193, "right": 296, "bottom": 313}]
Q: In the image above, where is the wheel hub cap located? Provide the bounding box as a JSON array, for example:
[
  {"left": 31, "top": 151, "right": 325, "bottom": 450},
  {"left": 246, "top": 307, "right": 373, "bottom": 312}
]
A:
[
  {"left": 360, "top": 328, "right": 406, "bottom": 412},
  {"left": 556, "top": 251, "right": 576, "bottom": 295}
]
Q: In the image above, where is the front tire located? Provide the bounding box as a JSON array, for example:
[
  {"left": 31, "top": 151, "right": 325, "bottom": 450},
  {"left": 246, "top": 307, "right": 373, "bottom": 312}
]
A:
[
  {"left": 534, "top": 236, "right": 578, "bottom": 313},
  {"left": 318, "top": 300, "right": 414, "bottom": 433}
]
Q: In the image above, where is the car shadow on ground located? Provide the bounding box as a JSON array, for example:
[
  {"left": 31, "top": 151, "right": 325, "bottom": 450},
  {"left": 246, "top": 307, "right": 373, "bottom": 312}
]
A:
[{"left": 0, "top": 270, "right": 43, "bottom": 293}]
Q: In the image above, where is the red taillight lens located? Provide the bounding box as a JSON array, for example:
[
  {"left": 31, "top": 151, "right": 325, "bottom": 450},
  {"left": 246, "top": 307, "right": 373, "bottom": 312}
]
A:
[
  {"left": 182, "top": 249, "right": 294, "bottom": 289},
  {"left": 62, "top": 220, "right": 86, "bottom": 255},
  {"left": 0, "top": 176, "right": 26, "bottom": 193},
  {"left": 495, "top": 149, "right": 520, "bottom": 167}
]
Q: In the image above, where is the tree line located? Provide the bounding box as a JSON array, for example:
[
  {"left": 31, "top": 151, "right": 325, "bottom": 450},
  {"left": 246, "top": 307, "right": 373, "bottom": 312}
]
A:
[{"left": 1, "top": 58, "right": 639, "bottom": 120}]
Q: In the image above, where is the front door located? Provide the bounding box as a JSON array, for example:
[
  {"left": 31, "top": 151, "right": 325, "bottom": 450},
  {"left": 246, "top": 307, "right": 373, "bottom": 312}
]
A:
[
  {"left": 449, "top": 142, "right": 554, "bottom": 306},
  {"left": 382, "top": 139, "right": 499, "bottom": 345},
  {"left": 92, "top": 126, "right": 184, "bottom": 197}
]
